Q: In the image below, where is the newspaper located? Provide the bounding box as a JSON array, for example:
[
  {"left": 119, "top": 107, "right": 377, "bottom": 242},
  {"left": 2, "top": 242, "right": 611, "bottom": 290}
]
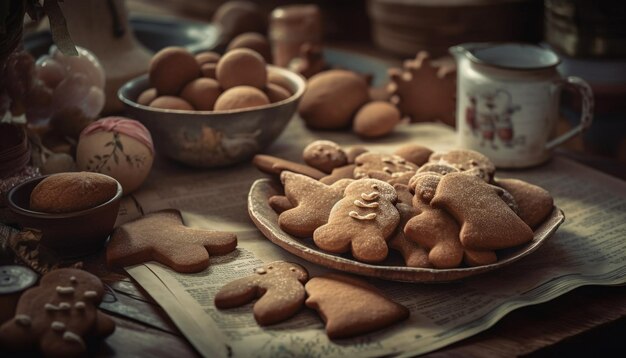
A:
[{"left": 125, "top": 120, "right": 626, "bottom": 357}]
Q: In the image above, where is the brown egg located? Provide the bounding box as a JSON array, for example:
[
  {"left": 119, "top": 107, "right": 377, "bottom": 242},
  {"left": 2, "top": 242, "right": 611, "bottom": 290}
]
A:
[
  {"left": 149, "top": 47, "right": 200, "bottom": 95},
  {"left": 180, "top": 78, "right": 221, "bottom": 111},
  {"left": 195, "top": 51, "right": 221, "bottom": 65},
  {"left": 227, "top": 32, "right": 272, "bottom": 63},
  {"left": 149, "top": 96, "right": 194, "bottom": 111},
  {"left": 212, "top": 1, "right": 267, "bottom": 41},
  {"left": 137, "top": 88, "right": 157, "bottom": 105},
  {"left": 201, "top": 63, "right": 217, "bottom": 79},
  {"left": 267, "top": 72, "right": 293, "bottom": 94},
  {"left": 353, "top": 101, "right": 401, "bottom": 138},
  {"left": 214, "top": 86, "right": 269, "bottom": 111},
  {"left": 265, "top": 83, "right": 291, "bottom": 103},
  {"left": 216, "top": 48, "right": 267, "bottom": 90},
  {"left": 298, "top": 70, "right": 369, "bottom": 129}
]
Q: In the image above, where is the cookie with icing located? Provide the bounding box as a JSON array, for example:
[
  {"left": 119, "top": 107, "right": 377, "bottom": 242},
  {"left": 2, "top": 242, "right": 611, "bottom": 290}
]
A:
[
  {"left": 313, "top": 179, "right": 399, "bottom": 263},
  {"left": 215, "top": 261, "right": 308, "bottom": 326},
  {"left": 354, "top": 152, "right": 419, "bottom": 185},
  {"left": 0, "top": 268, "right": 115, "bottom": 357}
]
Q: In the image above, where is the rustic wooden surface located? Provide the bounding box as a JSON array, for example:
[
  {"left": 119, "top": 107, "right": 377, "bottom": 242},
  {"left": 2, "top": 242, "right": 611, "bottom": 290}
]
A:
[{"left": 3, "top": 2, "right": 624, "bottom": 357}]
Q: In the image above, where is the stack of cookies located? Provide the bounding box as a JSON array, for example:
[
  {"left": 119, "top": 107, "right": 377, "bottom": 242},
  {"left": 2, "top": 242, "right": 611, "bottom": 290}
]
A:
[{"left": 253, "top": 140, "right": 554, "bottom": 269}]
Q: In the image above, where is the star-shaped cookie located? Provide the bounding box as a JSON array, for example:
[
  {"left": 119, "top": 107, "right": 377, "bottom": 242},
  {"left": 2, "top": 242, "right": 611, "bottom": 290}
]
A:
[
  {"left": 388, "top": 51, "right": 456, "bottom": 126},
  {"left": 106, "top": 209, "right": 237, "bottom": 273}
]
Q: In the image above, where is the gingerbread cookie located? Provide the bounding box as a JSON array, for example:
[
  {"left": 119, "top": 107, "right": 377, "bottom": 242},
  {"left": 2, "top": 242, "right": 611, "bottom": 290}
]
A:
[
  {"left": 389, "top": 203, "right": 431, "bottom": 268},
  {"left": 313, "top": 179, "right": 399, "bottom": 263},
  {"left": 354, "top": 153, "right": 419, "bottom": 184},
  {"left": 388, "top": 51, "right": 456, "bottom": 125},
  {"left": 393, "top": 183, "right": 414, "bottom": 205},
  {"left": 302, "top": 140, "right": 348, "bottom": 174},
  {"left": 431, "top": 173, "right": 533, "bottom": 251},
  {"left": 0, "top": 268, "right": 115, "bottom": 356},
  {"left": 319, "top": 164, "right": 356, "bottom": 185},
  {"left": 107, "top": 209, "right": 237, "bottom": 273},
  {"left": 345, "top": 146, "right": 368, "bottom": 163},
  {"left": 428, "top": 149, "right": 495, "bottom": 182},
  {"left": 394, "top": 144, "right": 433, "bottom": 166},
  {"left": 404, "top": 173, "right": 464, "bottom": 269},
  {"left": 305, "top": 273, "right": 409, "bottom": 339},
  {"left": 268, "top": 195, "right": 293, "bottom": 214},
  {"left": 496, "top": 178, "right": 553, "bottom": 228},
  {"left": 279, "top": 172, "right": 353, "bottom": 238},
  {"left": 415, "top": 162, "right": 460, "bottom": 176},
  {"left": 215, "top": 261, "right": 308, "bottom": 326},
  {"left": 253, "top": 154, "right": 326, "bottom": 180}
]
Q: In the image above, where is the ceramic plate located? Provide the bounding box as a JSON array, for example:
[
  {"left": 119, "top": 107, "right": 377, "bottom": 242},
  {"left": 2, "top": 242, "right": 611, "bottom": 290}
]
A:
[{"left": 248, "top": 178, "right": 565, "bottom": 283}]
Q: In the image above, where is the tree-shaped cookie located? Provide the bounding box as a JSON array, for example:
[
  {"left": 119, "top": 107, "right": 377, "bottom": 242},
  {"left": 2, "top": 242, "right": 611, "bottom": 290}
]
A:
[
  {"left": 214, "top": 261, "right": 309, "bottom": 326},
  {"left": 313, "top": 179, "right": 399, "bottom": 263},
  {"left": 279, "top": 171, "right": 353, "bottom": 238},
  {"left": 0, "top": 268, "right": 115, "bottom": 357},
  {"left": 388, "top": 51, "right": 456, "bottom": 125},
  {"left": 431, "top": 173, "right": 534, "bottom": 250},
  {"left": 106, "top": 209, "right": 237, "bottom": 273},
  {"left": 305, "top": 273, "right": 409, "bottom": 339}
]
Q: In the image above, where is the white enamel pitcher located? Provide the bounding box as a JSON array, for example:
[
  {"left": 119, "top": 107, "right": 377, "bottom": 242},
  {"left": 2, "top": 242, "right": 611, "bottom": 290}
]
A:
[{"left": 450, "top": 43, "right": 594, "bottom": 168}]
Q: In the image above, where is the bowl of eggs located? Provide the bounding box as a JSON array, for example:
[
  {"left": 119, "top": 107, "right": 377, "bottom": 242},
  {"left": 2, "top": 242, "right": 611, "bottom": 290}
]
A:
[{"left": 118, "top": 47, "right": 306, "bottom": 168}]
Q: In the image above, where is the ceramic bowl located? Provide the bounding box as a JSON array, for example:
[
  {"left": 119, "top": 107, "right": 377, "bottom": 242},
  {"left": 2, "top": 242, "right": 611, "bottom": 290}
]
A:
[
  {"left": 7, "top": 175, "right": 123, "bottom": 258},
  {"left": 118, "top": 66, "right": 306, "bottom": 168}
]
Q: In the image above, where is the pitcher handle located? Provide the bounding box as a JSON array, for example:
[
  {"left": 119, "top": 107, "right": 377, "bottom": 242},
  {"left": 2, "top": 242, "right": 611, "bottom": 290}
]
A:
[{"left": 546, "top": 76, "right": 594, "bottom": 150}]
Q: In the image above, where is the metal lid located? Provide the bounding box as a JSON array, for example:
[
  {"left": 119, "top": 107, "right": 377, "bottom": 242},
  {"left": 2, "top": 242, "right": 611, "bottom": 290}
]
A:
[{"left": 0, "top": 265, "right": 38, "bottom": 295}]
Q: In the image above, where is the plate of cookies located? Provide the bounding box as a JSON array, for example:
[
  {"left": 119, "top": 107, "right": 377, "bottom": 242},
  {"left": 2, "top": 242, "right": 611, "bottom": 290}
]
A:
[{"left": 248, "top": 141, "right": 565, "bottom": 283}]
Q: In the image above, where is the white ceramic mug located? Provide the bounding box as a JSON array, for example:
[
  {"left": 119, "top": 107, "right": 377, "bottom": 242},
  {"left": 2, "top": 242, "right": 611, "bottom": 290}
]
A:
[{"left": 451, "top": 43, "right": 594, "bottom": 168}]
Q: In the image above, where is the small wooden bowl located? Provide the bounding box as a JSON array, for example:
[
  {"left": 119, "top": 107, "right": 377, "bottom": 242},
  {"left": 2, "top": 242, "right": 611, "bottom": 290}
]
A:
[{"left": 7, "top": 175, "right": 123, "bottom": 258}]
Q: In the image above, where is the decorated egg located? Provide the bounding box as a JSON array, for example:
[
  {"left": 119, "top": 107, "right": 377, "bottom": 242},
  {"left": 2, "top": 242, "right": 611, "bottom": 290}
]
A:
[{"left": 76, "top": 117, "right": 154, "bottom": 194}]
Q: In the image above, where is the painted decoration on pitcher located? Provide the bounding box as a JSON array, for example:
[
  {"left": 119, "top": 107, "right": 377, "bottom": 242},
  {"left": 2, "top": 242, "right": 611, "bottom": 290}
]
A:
[{"left": 465, "top": 89, "right": 524, "bottom": 150}]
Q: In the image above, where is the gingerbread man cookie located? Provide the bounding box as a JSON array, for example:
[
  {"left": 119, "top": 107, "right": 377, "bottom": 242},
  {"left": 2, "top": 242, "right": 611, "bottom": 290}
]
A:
[
  {"left": 279, "top": 171, "right": 353, "bottom": 238},
  {"left": 215, "top": 261, "right": 309, "bottom": 326},
  {"left": 107, "top": 209, "right": 238, "bottom": 273},
  {"left": 428, "top": 149, "right": 496, "bottom": 182},
  {"left": 313, "top": 179, "right": 399, "bottom": 263},
  {"left": 305, "top": 273, "right": 409, "bottom": 339},
  {"left": 431, "top": 173, "right": 533, "bottom": 251},
  {"left": 0, "top": 268, "right": 115, "bottom": 357},
  {"left": 319, "top": 164, "right": 356, "bottom": 185},
  {"left": 354, "top": 153, "right": 419, "bottom": 185},
  {"left": 302, "top": 140, "right": 348, "bottom": 174},
  {"left": 404, "top": 173, "right": 464, "bottom": 269},
  {"left": 389, "top": 203, "right": 431, "bottom": 268}
]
